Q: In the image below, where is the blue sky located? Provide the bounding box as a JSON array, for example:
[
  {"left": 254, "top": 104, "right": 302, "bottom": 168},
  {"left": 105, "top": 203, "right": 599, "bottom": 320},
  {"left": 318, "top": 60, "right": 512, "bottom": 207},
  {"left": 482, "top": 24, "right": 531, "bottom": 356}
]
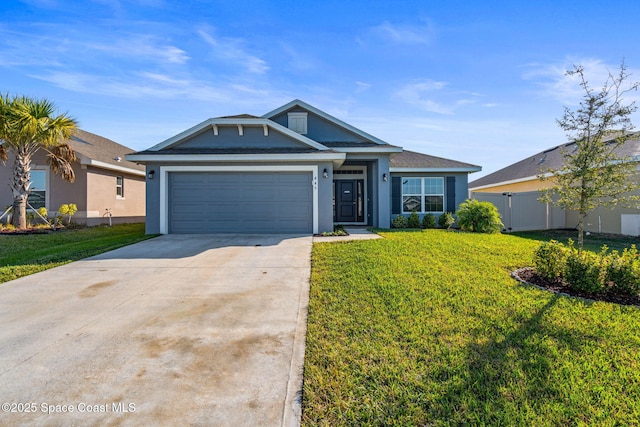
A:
[{"left": 2, "top": 0, "right": 639, "bottom": 179}]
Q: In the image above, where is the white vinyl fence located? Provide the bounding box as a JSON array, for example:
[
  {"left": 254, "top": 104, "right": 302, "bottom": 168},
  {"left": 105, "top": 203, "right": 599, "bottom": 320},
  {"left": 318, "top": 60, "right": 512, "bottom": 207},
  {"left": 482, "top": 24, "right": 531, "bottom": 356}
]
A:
[{"left": 471, "top": 191, "right": 566, "bottom": 232}]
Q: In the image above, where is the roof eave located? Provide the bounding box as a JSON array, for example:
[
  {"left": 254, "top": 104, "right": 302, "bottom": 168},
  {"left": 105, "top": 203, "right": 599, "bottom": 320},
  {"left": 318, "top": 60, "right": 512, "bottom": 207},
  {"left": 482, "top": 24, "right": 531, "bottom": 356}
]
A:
[
  {"left": 125, "top": 152, "right": 346, "bottom": 163},
  {"left": 391, "top": 167, "right": 482, "bottom": 173},
  {"left": 78, "top": 158, "right": 145, "bottom": 176}
]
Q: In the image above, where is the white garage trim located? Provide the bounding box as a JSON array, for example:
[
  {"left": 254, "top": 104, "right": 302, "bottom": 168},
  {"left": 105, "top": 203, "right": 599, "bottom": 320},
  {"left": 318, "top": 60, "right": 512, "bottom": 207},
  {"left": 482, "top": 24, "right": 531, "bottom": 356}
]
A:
[{"left": 159, "top": 165, "right": 318, "bottom": 234}]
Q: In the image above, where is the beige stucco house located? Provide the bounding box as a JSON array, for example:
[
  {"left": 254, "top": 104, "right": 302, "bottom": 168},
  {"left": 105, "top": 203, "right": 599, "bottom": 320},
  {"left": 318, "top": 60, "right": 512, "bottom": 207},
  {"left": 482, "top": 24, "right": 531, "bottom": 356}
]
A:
[
  {"left": 469, "top": 133, "right": 640, "bottom": 235},
  {"left": 0, "top": 129, "right": 145, "bottom": 225}
]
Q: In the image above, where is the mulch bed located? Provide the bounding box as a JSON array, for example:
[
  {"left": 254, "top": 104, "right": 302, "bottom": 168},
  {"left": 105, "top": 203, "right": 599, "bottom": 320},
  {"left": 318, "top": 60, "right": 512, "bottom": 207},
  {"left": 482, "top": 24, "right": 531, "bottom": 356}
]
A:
[{"left": 512, "top": 267, "right": 640, "bottom": 307}]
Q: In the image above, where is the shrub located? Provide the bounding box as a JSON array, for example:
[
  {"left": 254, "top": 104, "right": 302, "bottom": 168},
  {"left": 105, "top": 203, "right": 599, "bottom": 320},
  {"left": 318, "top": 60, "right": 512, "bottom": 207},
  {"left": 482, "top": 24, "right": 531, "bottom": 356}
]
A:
[
  {"left": 565, "top": 243, "right": 608, "bottom": 295},
  {"left": 408, "top": 211, "right": 421, "bottom": 228},
  {"left": 606, "top": 245, "right": 640, "bottom": 296},
  {"left": 534, "top": 240, "right": 567, "bottom": 279},
  {"left": 422, "top": 213, "right": 436, "bottom": 229},
  {"left": 58, "top": 203, "right": 78, "bottom": 225},
  {"left": 438, "top": 212, "right": 455, "bottom": 230},
  {"left": 391, "top": 215, "right": 408, "bottom": 229},
  {"left": 455, "top": 199, "right": 504, "bottom": 233}
]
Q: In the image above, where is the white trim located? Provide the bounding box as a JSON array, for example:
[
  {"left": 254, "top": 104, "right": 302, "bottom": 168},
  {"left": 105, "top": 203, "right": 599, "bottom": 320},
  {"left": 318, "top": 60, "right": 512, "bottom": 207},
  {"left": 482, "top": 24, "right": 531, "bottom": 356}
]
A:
[
  {"left": 159, "top": 165, "right": 319, "bottom": 235},
  {"left": 146, "top": 117, "right": 330, "bottom": 151},
  {"left": 391, "top": 167, "right": 482, "bottom": 173},
  {"left": 332, "top": 166, "right": 368, "bottom": 225},
  {"left": 468, "top": 173, "right": 552, "bottom": 191},
  {"left": 336, "top": 146, "right": 403, "bottom": 154},
  {"left": 264, "top": 99, "right": 391, "bottom": 146},
  {"left": 127, "top": 152, "right": 345, "bottom": 163},
  {"left": 80, "top": 159, "right": 146, "bottom": 177}
]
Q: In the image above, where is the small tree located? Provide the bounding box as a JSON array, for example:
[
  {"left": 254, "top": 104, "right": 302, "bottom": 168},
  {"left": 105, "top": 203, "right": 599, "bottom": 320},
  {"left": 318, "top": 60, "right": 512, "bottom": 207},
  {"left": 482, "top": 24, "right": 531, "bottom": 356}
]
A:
[
  {"left": 540, "top": 61, "right": 640, "bottom": 251},
  {"left": 456, "top": 199, "right": 503, "bottom": 233},
  {"left": 0, "top": 95, "right": 77, "bottom": 229}
]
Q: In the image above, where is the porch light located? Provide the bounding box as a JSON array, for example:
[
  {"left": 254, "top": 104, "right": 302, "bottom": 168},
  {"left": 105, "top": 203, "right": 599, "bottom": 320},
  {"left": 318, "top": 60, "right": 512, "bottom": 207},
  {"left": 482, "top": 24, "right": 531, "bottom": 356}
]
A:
[
  {"left": 148, "top": 170, "right": 155, "bottom": 180},
  {"left": 323, "top": 168, "right": 329, "bottom": 179},
  {"left": 382, "top": 173, "right": 388, "bottom": 182}
]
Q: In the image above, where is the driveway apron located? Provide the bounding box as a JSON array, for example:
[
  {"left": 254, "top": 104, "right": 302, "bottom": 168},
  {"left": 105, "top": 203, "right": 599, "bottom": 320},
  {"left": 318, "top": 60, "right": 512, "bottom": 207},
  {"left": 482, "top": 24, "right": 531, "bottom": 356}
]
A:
[{"left": 0, "top": 234, "right": 312, "bottom": 427}]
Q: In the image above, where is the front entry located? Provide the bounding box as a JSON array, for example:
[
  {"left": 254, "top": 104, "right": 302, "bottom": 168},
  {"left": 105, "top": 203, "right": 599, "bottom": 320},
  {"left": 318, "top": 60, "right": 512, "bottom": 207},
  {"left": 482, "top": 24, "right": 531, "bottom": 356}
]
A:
[{"left": 334, "top": 179, "right": 365, "bottom": 223}]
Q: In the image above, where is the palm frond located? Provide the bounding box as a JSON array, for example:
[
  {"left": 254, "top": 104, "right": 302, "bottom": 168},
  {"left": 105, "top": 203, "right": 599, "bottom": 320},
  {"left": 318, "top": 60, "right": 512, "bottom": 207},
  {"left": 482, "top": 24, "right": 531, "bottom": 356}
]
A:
[{"left": 46, "top": 144, "right": 76, "bottom": 183}]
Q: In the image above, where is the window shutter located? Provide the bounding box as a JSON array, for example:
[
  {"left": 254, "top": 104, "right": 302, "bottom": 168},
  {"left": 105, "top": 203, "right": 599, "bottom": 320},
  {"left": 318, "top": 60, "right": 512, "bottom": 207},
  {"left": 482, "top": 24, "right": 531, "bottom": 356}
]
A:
[
  {"left": 391, "top": 176, "right": 401, "bottom": 214},
  {"left": 446, "top": 176, "right": 456, "bottom": 212}
]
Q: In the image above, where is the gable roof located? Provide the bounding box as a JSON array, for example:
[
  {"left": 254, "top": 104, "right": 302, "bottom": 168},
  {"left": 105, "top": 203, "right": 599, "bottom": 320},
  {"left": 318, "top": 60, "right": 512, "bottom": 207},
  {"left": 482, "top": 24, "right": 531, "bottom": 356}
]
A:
[
  {"left": 68, "top": 129, "right": 145, "bottom": 176},
  {"left": 263, "top": 99, "right": 395, "bottom": 147},
  {"left": 142, "top": 117, "right": 331, "bottom": 152},
  {"left": 390, "top": 149, "right": 481, "bottom": 172},
  {"left": 469, "top": 132, "right": 640, "bottom": 190}
]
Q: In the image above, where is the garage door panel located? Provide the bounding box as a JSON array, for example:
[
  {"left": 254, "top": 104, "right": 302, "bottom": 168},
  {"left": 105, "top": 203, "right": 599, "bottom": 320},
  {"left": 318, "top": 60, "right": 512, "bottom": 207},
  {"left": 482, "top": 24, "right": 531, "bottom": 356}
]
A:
[{"left": 168, "top": 172, "right": 313, "bottom": 234}]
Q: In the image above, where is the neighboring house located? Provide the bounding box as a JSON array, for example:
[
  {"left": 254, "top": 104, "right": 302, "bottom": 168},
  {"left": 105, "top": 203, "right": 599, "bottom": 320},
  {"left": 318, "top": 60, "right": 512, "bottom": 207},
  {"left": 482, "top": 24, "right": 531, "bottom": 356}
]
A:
[
  {"left": 0, "top": 129, "right": 146, "bottom": 226},
  {"left": 127, "top": 99, "right": 481, "bottom": 234},
  {"left": 469, "top": 133, "right": 640, "bottom": 235}
]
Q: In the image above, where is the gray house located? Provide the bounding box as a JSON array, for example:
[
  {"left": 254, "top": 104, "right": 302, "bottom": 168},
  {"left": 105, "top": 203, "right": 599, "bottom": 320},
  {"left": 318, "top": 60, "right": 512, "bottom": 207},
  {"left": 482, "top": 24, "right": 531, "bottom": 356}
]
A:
[{"left": 127, "top": 100, "right": 480, "bottom": 234}]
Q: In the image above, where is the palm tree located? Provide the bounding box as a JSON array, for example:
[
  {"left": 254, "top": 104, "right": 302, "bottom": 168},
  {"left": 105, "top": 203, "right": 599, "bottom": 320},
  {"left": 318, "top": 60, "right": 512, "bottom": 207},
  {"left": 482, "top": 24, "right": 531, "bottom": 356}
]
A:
[{"left": 0, "top": 95, "right": 78, "bottom": 229}]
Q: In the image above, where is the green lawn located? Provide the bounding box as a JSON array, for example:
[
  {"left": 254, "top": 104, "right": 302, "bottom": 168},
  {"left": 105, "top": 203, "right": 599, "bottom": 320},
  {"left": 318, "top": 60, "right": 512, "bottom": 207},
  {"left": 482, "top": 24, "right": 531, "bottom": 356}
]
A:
[
  {"left": 303, "top": 230, "right": 640, "bottom": 426},
  {"left": 0, "top": 223, "right": 156, "bottom": 284}
]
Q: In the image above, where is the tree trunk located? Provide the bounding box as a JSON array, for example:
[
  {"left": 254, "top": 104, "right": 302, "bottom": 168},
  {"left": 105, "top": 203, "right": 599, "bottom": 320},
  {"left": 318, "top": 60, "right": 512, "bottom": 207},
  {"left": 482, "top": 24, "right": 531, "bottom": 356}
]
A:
[
  {"left": 577, "top": 213, "right": 584, "bottom": 253},
  {"left": 10, "top": 152, "right": 31, "bottom": 229}
]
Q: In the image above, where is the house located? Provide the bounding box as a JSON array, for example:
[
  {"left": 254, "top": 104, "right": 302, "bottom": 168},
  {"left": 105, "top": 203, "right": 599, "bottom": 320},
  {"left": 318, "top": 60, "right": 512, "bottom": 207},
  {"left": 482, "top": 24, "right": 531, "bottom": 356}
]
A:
[
  {"left": 127, "top": 100, "right": 481, "bottom": 234},
  {"left": 0, "top": 129, "right": 146, "bottom": 225},
  {"left": 469, "top": 133, "right": 640, "bottom": 235}
]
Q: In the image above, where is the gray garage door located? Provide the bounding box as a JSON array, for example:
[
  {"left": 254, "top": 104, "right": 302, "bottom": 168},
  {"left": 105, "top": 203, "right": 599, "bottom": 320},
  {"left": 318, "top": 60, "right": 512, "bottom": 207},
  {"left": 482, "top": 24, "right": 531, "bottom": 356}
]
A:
[{"left": 168, "top": 172, "right": 313, "bottom": 233}]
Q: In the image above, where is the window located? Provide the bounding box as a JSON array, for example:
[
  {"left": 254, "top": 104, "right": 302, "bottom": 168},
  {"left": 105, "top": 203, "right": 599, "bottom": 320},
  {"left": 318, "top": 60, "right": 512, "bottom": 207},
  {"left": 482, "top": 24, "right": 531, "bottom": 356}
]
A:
[
  {"left": 402, "top": 177, "right": 444, "bottom": 213},
  {"left": 288, "top": 112, "right": 308, "bottom": 134},
  {"left": 27, "top": 170, "right": 47, "bottom": 209},
  {"left": 116, "top": 176, "right": 124, "bottom": 198}
]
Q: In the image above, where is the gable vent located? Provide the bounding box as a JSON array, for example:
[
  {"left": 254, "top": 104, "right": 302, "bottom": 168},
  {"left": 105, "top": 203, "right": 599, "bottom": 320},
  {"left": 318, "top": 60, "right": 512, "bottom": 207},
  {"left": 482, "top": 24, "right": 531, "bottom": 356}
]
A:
[{"left": 288, "top": 112, "right": 308, "bottom": 134}]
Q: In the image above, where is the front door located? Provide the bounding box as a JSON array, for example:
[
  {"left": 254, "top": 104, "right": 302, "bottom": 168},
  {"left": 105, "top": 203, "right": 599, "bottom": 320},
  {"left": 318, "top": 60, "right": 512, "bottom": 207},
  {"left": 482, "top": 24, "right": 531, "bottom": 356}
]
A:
[{"left": 334, "top": 180, "right": 364, "bottom": 223}]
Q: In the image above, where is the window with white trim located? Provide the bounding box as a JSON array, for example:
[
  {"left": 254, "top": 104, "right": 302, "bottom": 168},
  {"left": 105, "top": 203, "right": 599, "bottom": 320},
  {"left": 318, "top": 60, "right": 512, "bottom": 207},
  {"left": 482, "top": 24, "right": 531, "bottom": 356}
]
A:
[
  {"left": 116, "top": 176, "right": 124, "bottom": 198},
  {"left": 402, "top": 177, "right": 444, "bottom": 213},
  {"left": 28, "top": 169, "right": 47, "bottom": 209}
]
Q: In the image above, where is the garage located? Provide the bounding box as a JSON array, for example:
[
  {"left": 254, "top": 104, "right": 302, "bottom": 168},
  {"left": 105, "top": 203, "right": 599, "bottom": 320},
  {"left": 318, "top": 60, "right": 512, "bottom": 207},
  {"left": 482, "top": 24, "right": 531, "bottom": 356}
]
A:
[{"left": 168, "top": 171, "right": 313, "bottom": 233}]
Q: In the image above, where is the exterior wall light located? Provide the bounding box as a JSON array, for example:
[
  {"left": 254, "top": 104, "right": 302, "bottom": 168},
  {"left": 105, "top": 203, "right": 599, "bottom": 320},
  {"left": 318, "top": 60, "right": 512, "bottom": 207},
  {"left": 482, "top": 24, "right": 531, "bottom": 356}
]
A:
[
  {"left": 148, "top": 170, "right": 155, "bottom": 180},
  {"left": 382, "top": 173, "right": 388, "bottom": 182},
  {"left": 323, "top": 168, "right": 329, "bottom": 179}
]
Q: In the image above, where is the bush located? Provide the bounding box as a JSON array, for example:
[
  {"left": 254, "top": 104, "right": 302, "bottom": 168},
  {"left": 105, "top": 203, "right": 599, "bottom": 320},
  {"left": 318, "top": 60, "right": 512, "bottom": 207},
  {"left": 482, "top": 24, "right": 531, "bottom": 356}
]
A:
[
  {"left": 422, "top": 213, "right": 436, "bottom": 229},
  {"left": 534, "top": 240, "right": 567, "bottom": 279},
  {"left": 58, "top": 203, "right": 78, "bottom": 225},
  {"left": 438, "top": 212, "right": 455, "bottom": 230},
  {"left": 408, "top": 211, "right": 420, "bottom": 228},
  {"left": 391, "top": 215, "right": 408, "bottom": 229},
  {"left": 606, "top": 245, "right": 640, "bottom": 296},
  {"left": 565, "top": 243, "right": 608, "bottom": 295},
  {"left": 455, "top": 199, "right": 504, "bottom": 233}
]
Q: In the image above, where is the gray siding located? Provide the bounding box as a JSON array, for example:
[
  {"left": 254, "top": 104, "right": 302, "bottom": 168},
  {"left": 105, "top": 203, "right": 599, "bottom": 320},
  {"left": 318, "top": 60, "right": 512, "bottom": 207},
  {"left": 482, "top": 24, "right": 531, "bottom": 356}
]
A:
[
  {"left": 270, "top": 109, "right": 369, "bottom": 143},
  {"left": 177, "top": 126, "right": 311, "bottom": 149}
]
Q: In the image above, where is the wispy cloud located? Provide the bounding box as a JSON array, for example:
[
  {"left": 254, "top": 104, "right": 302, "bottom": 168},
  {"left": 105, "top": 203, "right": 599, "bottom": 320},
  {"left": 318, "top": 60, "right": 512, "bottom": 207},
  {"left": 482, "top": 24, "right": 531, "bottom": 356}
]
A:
[
  {"left": 523, "top": 57, "right": 640, "bottom": 105},
  {"left": 370, "top": 20, "right": 435, "bottom": 45},
  {"left": 198, "top": 29, "right": 269, "bottom": 74},
  {"left": 396, "top": 79, "right": 477, "bottom": 114}
]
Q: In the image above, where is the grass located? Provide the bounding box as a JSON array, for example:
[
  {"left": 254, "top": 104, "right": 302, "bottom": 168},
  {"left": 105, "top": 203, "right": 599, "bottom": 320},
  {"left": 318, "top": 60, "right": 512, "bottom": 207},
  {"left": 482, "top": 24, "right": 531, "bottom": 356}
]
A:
[
  {"left": 303, "top": 230, "right": 640, "bottom": 426},
  {"left": 0, "top": 223, "right": 156, "bottom": 284}
]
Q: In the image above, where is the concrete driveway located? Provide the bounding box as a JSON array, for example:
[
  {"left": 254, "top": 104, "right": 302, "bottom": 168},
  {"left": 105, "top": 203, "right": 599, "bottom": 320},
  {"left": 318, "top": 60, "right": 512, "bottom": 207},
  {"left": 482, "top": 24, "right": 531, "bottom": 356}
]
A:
[{"left": 0, "top": 234, "right": 312, "bottom": 427}]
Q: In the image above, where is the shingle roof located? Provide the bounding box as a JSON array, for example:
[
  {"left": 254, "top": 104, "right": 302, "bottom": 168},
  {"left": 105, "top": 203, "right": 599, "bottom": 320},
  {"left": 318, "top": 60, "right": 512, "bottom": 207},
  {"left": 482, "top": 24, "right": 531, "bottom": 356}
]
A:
[
  {"left": 68, "top": 129, "right": 144, "bottom": 172},
  {"left": 218, "top": 114, "right": 261, "bottom": 119},
  {"left": 469, "top": 132, "right": 640, "bottom": 189},
  {"left": 391, "top": 149, "right": 481, "bottom": 170}
]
